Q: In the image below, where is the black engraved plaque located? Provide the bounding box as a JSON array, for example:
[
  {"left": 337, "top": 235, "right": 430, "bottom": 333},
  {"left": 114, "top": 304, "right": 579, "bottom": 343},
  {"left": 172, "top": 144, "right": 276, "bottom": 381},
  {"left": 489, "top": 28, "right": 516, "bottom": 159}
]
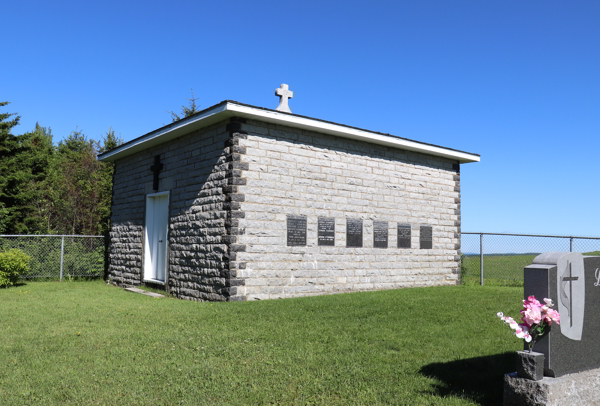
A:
[
  {"left": 287, "top": 215, "right": 307, "bottom": 246},
  {"left": 318, "top": 217, "right": 335, "bottom": 246},
  {"left": 398, "top": 223, "right": 411, "bottom": 249},
  {"left": 346, "top": 219, "right": 363, "bottom": 247},
  {"left": 420, "top": 225, "right": 432, "bottom": 249},
  {"left": 373, "top": 221, "right": 388, "bottom": 249}
]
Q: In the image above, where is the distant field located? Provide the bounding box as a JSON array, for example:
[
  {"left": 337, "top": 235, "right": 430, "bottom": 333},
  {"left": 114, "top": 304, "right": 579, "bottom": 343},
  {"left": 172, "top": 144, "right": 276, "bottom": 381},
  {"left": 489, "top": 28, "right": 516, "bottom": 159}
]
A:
[{"left": 461, "top": 251, "right": 600, "bottom": 286}]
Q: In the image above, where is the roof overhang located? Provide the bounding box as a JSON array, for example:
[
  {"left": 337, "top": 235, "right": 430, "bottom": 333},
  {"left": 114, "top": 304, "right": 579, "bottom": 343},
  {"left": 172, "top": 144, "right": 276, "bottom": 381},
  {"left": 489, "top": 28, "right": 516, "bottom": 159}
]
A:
[{"left": 98, "top": 101, "right": 480, "bottom": 163}]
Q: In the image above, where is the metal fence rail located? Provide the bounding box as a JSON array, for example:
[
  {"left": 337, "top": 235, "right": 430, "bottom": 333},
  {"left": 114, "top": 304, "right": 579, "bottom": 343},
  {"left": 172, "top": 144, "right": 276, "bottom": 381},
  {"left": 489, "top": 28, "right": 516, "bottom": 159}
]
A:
[
  {"left": 2, "top": 232, "right": 599, "bottom": 284},
  {"left": 460, "top": 232, "right": 600, "bottom": 286},
  {"left": 0, "top": 235, "right": 105, "bottom": 280}
]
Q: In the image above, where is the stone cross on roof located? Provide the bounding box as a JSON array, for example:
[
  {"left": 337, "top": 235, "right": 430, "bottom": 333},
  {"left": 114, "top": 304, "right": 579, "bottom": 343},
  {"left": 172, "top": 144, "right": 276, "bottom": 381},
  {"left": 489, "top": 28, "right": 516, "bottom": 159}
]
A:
[{"left": 275, "top": 84, "right": 293, "bottom": 113}]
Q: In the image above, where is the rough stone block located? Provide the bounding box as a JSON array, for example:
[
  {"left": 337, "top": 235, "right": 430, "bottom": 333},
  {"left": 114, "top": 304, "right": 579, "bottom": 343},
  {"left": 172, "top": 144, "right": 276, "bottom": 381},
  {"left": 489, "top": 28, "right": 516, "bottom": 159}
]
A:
[
  {"left": 516, "top": 351, "right": 545, "bottom": 381},
  {"left": 504, "top": 367, "right": 600, "bottom": 406}
]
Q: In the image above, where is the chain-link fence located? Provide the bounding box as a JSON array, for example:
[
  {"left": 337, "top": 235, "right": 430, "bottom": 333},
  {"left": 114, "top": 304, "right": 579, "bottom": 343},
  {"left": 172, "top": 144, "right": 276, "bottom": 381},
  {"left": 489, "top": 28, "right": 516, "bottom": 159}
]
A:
[
  {"left": 460, "top": 233, "right": 600, "bottom": 286},
  {"left": 0, "top": 235, "right": 105, "bottom": 280},
  {"left": 3, "top": 232, "right": 599, "bottom": 284}
]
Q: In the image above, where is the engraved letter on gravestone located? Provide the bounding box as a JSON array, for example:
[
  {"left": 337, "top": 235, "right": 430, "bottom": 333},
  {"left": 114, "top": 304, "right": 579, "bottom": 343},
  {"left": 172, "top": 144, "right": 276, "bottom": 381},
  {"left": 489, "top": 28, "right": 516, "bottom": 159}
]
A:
[
  {"left": 287, "top": 215, "right": 307, "bottom": 246},
  {"left": 318, "top": 217, "right": 335, "bottom": 246},
  {"left": 373, "top": 221, "right": 388, "bottom": 249},
  {"left": 398, "top": 223, "right": 411, "bottom": 249},
  {"left": 346, "top": 219, "right": 363, "bottom": 247},
  {"left": 420, "top": 225, "right": 432, "bottom": 249}
]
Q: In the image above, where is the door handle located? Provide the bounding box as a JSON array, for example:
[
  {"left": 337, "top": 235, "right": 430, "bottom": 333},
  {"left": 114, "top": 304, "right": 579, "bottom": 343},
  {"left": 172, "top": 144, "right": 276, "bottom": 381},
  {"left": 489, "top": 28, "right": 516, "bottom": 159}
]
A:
[{"left": 159, "top": 240, "right": 163, "bottom": 243}]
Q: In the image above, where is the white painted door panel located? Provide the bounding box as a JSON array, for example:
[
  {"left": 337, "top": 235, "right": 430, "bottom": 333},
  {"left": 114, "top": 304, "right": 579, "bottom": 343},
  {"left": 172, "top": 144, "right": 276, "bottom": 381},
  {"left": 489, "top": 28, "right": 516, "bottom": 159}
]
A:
[{"left": 144, "top": 193, "right": 169, "bottom": 282}]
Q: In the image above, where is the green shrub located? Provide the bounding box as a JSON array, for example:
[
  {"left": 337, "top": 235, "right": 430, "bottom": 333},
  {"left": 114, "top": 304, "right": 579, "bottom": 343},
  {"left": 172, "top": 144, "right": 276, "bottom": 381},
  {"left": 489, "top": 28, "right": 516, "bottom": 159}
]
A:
[{"left": 0, "top": 249, "right": 30, "bottom": 287}]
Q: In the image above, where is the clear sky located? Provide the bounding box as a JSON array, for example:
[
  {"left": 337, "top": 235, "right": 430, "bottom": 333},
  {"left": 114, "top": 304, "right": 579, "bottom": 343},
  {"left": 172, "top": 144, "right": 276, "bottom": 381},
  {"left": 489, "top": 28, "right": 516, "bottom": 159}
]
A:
[{"left": 4, "top": 0, "right": 599, "bottom": 237}]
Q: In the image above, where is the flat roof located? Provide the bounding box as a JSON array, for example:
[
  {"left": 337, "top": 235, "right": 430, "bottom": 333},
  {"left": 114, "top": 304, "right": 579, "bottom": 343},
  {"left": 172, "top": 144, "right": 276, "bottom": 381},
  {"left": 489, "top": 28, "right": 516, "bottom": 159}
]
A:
[{"left": 97, "top": 100, "right": 480, "bottom": 163}]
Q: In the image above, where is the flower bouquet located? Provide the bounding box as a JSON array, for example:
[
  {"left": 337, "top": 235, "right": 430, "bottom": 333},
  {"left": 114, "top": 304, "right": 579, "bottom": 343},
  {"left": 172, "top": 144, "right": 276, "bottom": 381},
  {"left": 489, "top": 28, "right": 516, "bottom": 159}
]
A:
[{"left": 497, "top": 295, "right": 560, "bottom": 353}]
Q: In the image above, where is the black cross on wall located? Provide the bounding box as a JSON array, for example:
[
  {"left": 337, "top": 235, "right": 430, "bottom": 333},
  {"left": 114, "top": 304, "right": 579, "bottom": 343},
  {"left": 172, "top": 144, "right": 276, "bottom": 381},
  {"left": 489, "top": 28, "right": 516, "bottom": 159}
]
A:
[
  {"left": 563, "top": 262, "right": 579, "bottom": 328},
  {"left": 150, "top": 155, "right": 164, "bottom": 191}
]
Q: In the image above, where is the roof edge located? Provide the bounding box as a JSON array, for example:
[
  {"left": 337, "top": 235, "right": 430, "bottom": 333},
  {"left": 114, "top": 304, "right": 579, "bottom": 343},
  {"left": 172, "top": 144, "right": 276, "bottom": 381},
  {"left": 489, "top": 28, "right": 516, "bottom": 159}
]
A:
[{"left": 98, "top": 100, "right": 480, "bottom": 163}]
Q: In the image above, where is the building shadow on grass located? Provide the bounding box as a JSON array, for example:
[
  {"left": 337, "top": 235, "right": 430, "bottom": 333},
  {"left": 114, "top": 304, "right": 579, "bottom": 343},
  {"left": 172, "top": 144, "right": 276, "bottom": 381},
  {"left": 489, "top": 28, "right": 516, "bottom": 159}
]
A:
[{"left": 420, "top": 352, "right": 515, "bottom": 406}]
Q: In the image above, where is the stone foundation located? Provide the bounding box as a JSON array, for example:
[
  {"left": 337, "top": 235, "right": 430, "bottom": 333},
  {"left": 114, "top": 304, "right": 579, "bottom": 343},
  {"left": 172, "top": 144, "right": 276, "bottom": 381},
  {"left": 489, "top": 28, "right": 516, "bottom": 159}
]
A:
[{"left": 504, "top": 368, "right": 600, "bottom": 406}]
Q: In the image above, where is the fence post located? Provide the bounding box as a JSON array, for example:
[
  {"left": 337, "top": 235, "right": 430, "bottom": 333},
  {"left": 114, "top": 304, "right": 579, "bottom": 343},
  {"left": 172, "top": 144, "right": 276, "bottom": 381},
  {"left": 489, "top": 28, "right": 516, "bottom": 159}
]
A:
[
  {"left": 480, "top": 233, "right": 484, "bottom": 286},
  {"left": 570, "top": 237, "right": 574, "bottom": 252},
  {"left": 60, "top": 236, "right": 65, "bottom": 281}
]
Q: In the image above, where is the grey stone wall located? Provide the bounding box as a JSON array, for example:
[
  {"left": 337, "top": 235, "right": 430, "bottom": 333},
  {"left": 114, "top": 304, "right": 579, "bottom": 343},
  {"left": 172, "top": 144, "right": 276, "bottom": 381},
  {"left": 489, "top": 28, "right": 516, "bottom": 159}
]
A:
[
  {"left": 235, "top": 119, "right": 462, "bottom": 300},
  {"left": 108, "top": 115, "right": 462, "bottom": 302},
  {"left": 108, "top": 119, "right": 243, "bottom": 301}
]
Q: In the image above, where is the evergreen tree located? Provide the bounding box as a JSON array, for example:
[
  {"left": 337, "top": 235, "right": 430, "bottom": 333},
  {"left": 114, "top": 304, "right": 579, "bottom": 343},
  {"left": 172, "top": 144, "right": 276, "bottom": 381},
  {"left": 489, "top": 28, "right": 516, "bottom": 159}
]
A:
[
  {"left": 0, "top": 101, "right": 19, "bottom": 134},
  {"left": 0, "top": 102, "right": 20, "bottom": 233},
  {"left": 45, "top": 128, "right": 123, "bottom": 235},
  {"left": 0, "top": 103, "right": 47, "bottom": 234},
  {"left": 97, "top": 128, "right": 123, "bottom": 234},
  {"left": 0, "top": 102, "right": 123, "bottom": 236},
  {"left": 167, "top": 89, "right": 200, "bottom": 122}
]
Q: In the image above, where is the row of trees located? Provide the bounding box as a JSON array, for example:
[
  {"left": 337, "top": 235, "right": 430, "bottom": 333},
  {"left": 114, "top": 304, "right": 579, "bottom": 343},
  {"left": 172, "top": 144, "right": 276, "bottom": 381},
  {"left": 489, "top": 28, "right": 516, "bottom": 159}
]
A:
[
  {"left": 0, "top": 92, "right": 200, "bottom": 236},
  {"left": 0, "top": 102, "right": 122, "bottom": 236}
]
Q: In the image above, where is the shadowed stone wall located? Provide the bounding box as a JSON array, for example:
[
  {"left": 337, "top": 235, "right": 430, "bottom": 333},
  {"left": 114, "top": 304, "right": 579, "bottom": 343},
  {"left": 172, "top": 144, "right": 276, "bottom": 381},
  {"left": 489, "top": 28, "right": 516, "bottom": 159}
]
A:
[{"left": 108, "top": 119, "right": 245, "bottom": 301}]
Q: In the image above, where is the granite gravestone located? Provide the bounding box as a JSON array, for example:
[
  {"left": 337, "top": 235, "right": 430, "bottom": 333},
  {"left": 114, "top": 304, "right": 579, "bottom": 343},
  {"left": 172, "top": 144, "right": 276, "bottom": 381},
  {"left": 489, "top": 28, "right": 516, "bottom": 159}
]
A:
[
  {"left": 419, "top": 225, "right": 432, "bottom": 249},
  {"left": 373, "top": 221, "right": 388, "bottom": 249},
  {"left": 524, "top": 252, "right": 600, "bottom": 377},
  {"left": 286, "top": 215, "right": 307, "bottom": 246},
  {"left": 397, "top": 224, "right": 411, "bottom": 249},
  {"left": 346, "top": 219, "right": 363, "bottom": 247},
  {"left": 318, "top": 217, "right": 335, "bottom": 246}
]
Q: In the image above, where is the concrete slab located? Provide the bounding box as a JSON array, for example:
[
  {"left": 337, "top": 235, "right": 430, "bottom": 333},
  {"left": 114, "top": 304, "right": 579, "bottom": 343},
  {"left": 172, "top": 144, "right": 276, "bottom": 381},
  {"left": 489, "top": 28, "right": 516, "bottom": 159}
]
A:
[
  {"left": 124, "top": 287, "right": 164, "bottom": 298},
  {"left": 124, "top": 287, "right": 145, "bottom": 294},
  {"left": 143, "top": 291, "right": 165, "bottom": 298}
]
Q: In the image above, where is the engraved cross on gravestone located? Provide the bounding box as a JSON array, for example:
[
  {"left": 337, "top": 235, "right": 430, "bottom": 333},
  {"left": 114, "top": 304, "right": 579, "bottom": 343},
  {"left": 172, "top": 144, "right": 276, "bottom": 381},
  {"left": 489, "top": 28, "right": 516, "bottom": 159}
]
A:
[
  {"left": 562, "top": 263, "right": 579, "bottom": 327},
  {"left": 150, "top": 155, "right": 164, "bottom": 191},
  {"left": 523, "top": 251, "right": 595, "bottom": 377},
  {"left": 275, "top": 84, "right": 293, "bottom": 113}
]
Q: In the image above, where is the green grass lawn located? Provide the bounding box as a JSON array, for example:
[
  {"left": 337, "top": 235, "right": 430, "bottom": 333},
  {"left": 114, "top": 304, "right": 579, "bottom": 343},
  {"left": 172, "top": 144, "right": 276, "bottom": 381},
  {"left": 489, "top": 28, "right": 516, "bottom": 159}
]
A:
[
  {"left": 460, "top": 254, "right": 535, "bottom": 287},
  {"left": 0, "top": 281, "right": 523, "bottom": 406},
  {"left": 460, "top": 251, "right": 600, "bottom": 287}
]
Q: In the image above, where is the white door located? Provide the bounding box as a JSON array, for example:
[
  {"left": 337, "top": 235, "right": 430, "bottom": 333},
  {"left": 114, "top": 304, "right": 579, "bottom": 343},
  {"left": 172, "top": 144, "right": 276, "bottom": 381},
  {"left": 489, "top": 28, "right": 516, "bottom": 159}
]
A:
[{"left": 144, "top": 192, "right": 169, "bottom": 282}]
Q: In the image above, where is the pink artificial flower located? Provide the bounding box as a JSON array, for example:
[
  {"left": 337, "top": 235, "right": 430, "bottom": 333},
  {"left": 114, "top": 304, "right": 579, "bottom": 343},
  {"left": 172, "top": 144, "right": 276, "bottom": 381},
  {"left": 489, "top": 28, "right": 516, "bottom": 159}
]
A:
[
  {"left": 546, "top": 308, "right": 560, "bottom": 325},
  {"left": 497, "top": 295, "right": 559, "bottom": 350},
  {"left": 515, "top": 325, "right": 532, "bottom": 342},
  {"left": 522, "top": 305, "right": 542, "bottom": 326},
  {"left": 525, "top": 296, "right": 542, "bottom": 308}
]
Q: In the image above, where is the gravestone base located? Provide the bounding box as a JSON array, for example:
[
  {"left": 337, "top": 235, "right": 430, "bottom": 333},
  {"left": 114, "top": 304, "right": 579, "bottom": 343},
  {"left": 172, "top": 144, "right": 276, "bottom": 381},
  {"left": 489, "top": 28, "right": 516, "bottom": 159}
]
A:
[{"left": 503, "top": 367, "right": 600, "bottom": 406}]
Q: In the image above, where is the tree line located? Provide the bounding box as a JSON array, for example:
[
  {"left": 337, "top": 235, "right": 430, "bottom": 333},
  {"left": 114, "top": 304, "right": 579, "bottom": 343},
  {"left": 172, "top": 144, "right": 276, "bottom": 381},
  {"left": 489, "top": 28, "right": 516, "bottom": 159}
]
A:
[
  {"left": 0, "top": 101, "right": 122, "bottom": 236},
  {"left": 0, "top": 93, "right": 200, "bottom": 236}
]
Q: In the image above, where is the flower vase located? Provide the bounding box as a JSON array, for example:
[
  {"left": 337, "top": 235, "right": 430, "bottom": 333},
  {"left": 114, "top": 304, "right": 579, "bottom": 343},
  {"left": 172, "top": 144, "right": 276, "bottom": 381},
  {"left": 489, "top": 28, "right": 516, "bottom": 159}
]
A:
[{"left": 516, "top": 350, "right": 544, "bottom": 381}]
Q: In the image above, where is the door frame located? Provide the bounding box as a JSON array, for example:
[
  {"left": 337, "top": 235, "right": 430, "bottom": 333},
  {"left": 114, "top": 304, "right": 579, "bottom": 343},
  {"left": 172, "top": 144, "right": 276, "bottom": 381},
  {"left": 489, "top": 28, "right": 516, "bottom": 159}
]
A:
[{"left": 143, "top": 191, "right": 170, "bottom": 285}]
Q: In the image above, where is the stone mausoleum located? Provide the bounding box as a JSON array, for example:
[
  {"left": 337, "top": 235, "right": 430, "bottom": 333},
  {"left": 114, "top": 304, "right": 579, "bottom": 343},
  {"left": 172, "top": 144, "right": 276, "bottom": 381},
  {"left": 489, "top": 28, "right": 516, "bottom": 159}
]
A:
[{"left": 98, "top": 85, "right": 480, "bottom": 301}]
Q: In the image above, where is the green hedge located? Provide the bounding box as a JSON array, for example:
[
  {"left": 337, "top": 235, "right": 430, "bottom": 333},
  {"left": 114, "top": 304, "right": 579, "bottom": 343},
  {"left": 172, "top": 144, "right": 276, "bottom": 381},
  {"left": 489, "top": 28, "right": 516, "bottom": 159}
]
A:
[{"left": 0, "top": 249, "right": 30, "bottom": 287}]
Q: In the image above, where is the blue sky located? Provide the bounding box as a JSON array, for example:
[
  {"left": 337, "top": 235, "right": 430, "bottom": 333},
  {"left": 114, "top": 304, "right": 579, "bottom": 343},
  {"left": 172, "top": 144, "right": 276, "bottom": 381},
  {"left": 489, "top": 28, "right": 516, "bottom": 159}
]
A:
[{"left": 4, "top": 0, "right": 599, "bottom": 237}]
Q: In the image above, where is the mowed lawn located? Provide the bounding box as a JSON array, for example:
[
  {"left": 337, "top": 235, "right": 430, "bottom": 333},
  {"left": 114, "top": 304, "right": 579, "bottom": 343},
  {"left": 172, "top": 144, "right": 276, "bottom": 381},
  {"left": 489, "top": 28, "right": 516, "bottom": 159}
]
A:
[
  {"left": 460, "top": 254, "right": 536, "bottom": 287},
  {"left": 460, "top": 251, "right": 600, "bottom": 286},
  {"left": 0, "top": 281, "right": 523, "bottom": 406}
]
